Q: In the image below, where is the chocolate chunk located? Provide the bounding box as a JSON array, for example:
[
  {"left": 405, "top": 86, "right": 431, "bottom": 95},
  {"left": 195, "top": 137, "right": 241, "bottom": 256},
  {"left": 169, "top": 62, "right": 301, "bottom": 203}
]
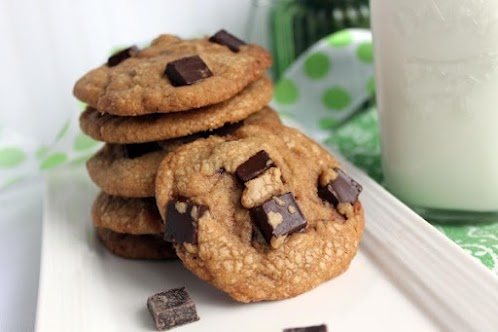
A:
[
  {"left": 107, "top": 45, "right": 139, "bottom": 67},
  {"left": 123, "top": 142, "right": 161, "bottom": 159},
  {"left": 250, "top": 192, "right": 307, "bottom": 248},
  {"left": 147, "top": 287, "right": 200, "bottom": 331},
  {"left": 318, "top": 168, "right": 362, "bottom": 206},
  {"left": 283, "top": 324, "right": 328, "bottom": 332},
  {"left": 164, "top": 55, "right": 213, "bottom": 87},
  {"left": 200, "top": 121, "right": 243, "bottom": 138},
  {"left": 236, "top": 150, "right": 275, "bottom": 182},
  {"left": 208, "top": 29, "right": 246, "bottom": 52},
  {"left": 164, "top": 198, "right": 207, "bottom": 244}
]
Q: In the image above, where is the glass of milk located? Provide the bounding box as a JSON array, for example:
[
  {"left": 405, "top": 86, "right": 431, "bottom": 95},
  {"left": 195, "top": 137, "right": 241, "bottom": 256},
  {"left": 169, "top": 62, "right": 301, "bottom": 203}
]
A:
[{"left": 371, "top": 0, "right": 498, "bottom": 221}]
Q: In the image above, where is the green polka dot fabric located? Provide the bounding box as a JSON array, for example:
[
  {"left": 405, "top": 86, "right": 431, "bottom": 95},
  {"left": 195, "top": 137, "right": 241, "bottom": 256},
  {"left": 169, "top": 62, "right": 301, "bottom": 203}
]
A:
[
  {"left": 273, "top": 29, "right": 375, "bottom": 142},
  {"left": 272, "top": 29, "right": 498, "bottom": 275},
  {"left": 0, "top": 110, "right": 101, "bottom": 189}
]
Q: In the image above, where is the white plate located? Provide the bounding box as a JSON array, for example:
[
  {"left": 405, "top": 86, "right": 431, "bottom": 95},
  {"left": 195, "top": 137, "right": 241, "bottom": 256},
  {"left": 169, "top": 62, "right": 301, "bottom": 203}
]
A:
[{"left": 35, "top": 163, "right": 498, "bottom": 332}]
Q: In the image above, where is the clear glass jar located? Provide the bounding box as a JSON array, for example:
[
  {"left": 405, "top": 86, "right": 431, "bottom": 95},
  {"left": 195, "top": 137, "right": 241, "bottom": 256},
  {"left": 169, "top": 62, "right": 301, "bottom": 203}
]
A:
[{"left": 371, "top": 0, "right": 498, "bottom": 222}]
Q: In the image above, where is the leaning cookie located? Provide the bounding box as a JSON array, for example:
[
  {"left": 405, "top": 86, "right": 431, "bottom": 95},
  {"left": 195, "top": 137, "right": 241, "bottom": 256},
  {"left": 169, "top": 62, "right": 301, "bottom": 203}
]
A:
[
  {"left": 91, "top": 192, "right": 164, "bottom": 235},
  {"left": 155, "top": 125, "right": 364, "bottom": 303},
  {"left": 96, "top": 227, "right": 176, "bottom": 260},
  {"left": 80, "top": 77, "right": 273, "bottom": 144},
  {"left": 74, "top": 30, "right": 272, "bottom": 116},
  {"left": 86, "top": 108, "right": 282, "bottom": 198}
]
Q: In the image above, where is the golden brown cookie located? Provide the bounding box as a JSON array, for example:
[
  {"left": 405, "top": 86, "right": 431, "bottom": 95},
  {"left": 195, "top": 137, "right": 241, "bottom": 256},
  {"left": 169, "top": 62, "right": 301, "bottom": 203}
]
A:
[
  {"left": 96, "top": 227, "right": 176, "bottom": 260},
  {"left": 79, "top": 77, "right": 273, "bottom": 144},
  {"left": 91, "top": 192, "right": 164, "bottom": 234},
  {"left": 73, "top": 33, "right": 272, "bottom": 116},
  {"left": 86, "top": 108, "right": 282, "bottom": 198},
  {"left": 155, "top": 125, "right": 364, "bottom": 303}
]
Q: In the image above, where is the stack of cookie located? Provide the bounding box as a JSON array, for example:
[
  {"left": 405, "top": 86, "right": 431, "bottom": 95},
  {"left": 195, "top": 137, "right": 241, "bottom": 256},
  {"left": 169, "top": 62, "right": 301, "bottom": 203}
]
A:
[
  {"left": 74, "top": 30, "right": 275, "bottom": 260},
  {"left": 74, "top": 30, "right": 365, "bottom": 303}
]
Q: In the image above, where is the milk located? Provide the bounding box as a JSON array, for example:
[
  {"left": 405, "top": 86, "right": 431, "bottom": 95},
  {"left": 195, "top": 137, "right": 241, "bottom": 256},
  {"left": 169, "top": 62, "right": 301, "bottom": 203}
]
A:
[{"left": 371, "top": 0, "right": 498, "bottom": 212}]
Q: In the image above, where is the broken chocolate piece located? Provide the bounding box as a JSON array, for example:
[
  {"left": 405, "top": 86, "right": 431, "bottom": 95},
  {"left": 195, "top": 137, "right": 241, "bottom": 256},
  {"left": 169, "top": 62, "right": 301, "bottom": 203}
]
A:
[
  {"left": 123, "top": 142, "right": 161, "bottom": 159},
  {"left": 147, "top": 287, "right": 200, "bottom": 331},
  {"left": 318, "top": 168, "right": 362, "bottom": 206},
  {"left": 283, "top": 324, "right": 328, "bottom": 332},
  {"left": 107, "top": 45, "right": 139, "bottom": 67},
  {"left": 164, "top": 198, "right": 207, "bottom": 244},
  {"left": 164, "top": 55, "right": 213, "bottom": 87},
  {"left": 208, "top": 29, "right": 246, "bottom": 52},
  {"left": 250, "top": 192, "right": 306, "bottom": 248},
  {"left": 236, "top": 150, "right": 275, "bottom": 182}
]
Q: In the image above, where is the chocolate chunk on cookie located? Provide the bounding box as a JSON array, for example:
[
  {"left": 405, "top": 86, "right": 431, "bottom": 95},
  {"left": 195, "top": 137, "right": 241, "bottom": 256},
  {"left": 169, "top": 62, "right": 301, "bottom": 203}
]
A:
[
  {"left": 155, "top": 124, "right": 364, "bottom": 302},
  {"left": 250, "top": 192, "right": 306, "bottom": 249},
  {"left": 91, "top": 192, "right": 164, "bottom": 234},
  {"left": 124, "top": 142, "right": 162, "bottom": 159},
  {"left": 318, "top": 168, "right": 362, "bottom": 207},
  {"left": 164, "top": 55, "right": 213, "bottom": 86},
  {"left": 79, "top": 77, "right": 274, "bottom": 144},
  {"left": 107, "top": 45, "right": 139, "bottom": 67},
  {"left": 164, "top": 198, "right": 208, "bottom": 244},
  {"left": 209, "top": 29, "right": 246, "bottom": 52},
  {"left": 73, "top": 34, "right": 272, "bottom": 116},
  {"left": 236, "top": 150, "right": 275, "bottom": 182},
  {"left": 96, "top": 227, "right": 176, "bottom": 260}
]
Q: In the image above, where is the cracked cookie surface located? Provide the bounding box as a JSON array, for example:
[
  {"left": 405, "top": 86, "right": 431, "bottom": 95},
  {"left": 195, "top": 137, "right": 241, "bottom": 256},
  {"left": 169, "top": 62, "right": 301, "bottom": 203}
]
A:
[
  {"left": 155, "top": 125, "right": 364, "bottom": 302},
  {"left": 73, "top": 34, "right": 272, "bottom": 116}
]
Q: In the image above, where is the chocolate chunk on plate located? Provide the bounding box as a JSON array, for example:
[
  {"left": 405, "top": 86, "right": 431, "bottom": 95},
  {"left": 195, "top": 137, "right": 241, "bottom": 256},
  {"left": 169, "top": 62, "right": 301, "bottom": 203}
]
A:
[
  {"left": 250, "top": 192, "right": 306, "bottom": 248},
  {"left": 209, "top": 29, "right": 246, "bottom": 52},
  {"left": 236, "top": 150, "right": 275, "bottom": 182},
  {"left": 123, "top": 142, "right": 161, "bottom": 159},
  {"left": 165, "top": 55, "right": 213, "bottom": 87},
  {"left": 283, "top": 324, "right": 328, "bottom": 332},
  {"left": 147, "top": 287, "right": 199, "bottom": 331},
  {"left": 318, "top": 168, "right": 362, "bottom": 206},
  {"left": 164, "top": 198, "right": 207, "bottom": 244},
  {"left": 107, "top": 45, "right": 139, "bottom": 67}
]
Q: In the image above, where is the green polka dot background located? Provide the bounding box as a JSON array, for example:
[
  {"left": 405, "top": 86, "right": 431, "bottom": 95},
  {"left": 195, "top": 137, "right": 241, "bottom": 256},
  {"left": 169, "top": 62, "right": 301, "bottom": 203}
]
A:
[
  {"left": 272, "top": 29, "right": 375, "bottom": 141},
  {"left": 304, "top": 52, "right": 330, "bottom": 80},
  {"left": 327, "top": 30, "right": 353, "bottom": 47},
  {"left": 0, "top": 147, "right": 26, "bottom": 168}
]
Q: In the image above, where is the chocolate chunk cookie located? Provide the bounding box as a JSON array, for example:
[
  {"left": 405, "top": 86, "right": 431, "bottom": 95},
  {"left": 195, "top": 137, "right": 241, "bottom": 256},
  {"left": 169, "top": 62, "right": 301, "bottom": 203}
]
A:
[
  {"left": 79, "top": 77, "right": 273, "bottom": 144},
  {"left": 96, "top": 228, "right": 176, "bottom": 260},
  {"left": 73, "top": 33, "right": 272, "bottom": 116},
  {"left": 86, "top": 108, "right": 282, "bottom": 198},
  {"left": 155, "top": 125, "right": 364, "bottom": 302}
]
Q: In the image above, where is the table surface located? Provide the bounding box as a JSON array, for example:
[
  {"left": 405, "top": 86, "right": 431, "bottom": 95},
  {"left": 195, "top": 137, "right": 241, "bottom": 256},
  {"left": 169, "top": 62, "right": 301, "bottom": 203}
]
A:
[{"left": 0, "top": 178, "right": 43, "bottom": 332}]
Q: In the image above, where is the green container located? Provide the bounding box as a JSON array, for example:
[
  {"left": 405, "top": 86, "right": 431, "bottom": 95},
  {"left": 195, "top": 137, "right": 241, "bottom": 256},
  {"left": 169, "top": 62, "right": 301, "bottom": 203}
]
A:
[{"left": 270, "top": 0, "right": 370, "bottom": 78}]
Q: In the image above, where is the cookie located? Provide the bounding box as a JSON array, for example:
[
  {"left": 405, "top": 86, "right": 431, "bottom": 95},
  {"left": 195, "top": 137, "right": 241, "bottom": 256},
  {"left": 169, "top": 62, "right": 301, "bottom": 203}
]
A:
[
  {"left": 73, "top": 33, "right": 272, "bottom": 116},
  {"left": 79, "top": 77, "right": 273, "bottom": 144},
  {"left": 96, "top": 227, "right": 176, "bottom": 260},
  {"left": 91, "top": 192, "right": 164, "bottom": 234},
  {"left": 86, "top": 107, "right": 282, "bottom": 198},
  {"left": 155, "top": 125, "right": 364, "bottom": 302}
]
